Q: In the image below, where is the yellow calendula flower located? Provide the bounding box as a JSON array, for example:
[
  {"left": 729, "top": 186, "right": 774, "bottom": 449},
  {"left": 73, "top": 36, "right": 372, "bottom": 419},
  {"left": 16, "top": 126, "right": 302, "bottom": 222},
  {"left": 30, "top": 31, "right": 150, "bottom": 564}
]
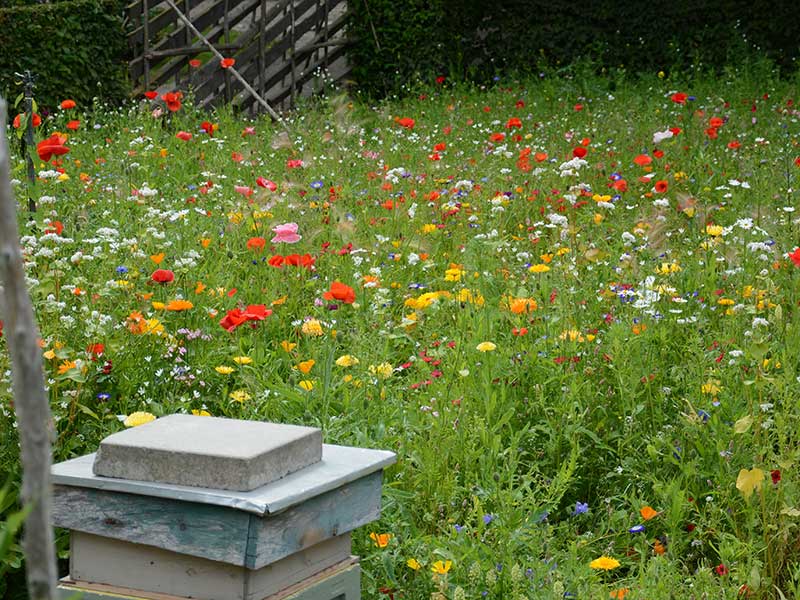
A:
[
  {"left": 589, "top": 556, "right": 620, "bottom": 570},
  {"left": 151, "top": 301, "right": 166, "bottom": 310},
  {"left": 215, "top": 365, "right": 235, "bottom": 375},
  {"left": 701, "top": 379, "right": 721, "bottom": 395},
  {"left": 444, "top": 267, "right": 465, "bottom": 282},
  {"left": 57, "top": 360, "right": 77, "bottom": 374},
  {"left": 232, "top": 356, "right": 253, "bottom": 365},
  {"left": 191, "top": 409, "right": 211, "bottom": 416},
  {"left": 165, "top": 299, "right": 193, "bottom": 311},
  {"left": 528, "top": 263, "right": 550, "bottom": 273},
  {"left": 431, "top": 560, "right": 452, "bottom": 575},
  {"left": 301, "top": 319, "right": 324, "bottom": 337},
  {"left": 124, "top": 412, "right": 156, "bottom": 427},
  {"left": 335, "top": 355, "right": 360, "bottom": 367},
  {"left": 369, "top": 363, "right": 393, "bottom": 379},
  {"left": 476, "top": 341, "right": 497, "bottom": 352},
  {"left": 406, "top": 558, "right": 422, "bottom": 571},
  {"left": 281, "top": 340, "right": 297, "bottom": 352},
  {"left": 299, "top": 380, "right": 314, "bottom": 391},
  {"left": 229, "top": 390, "right": 252, "bottom": 403},
  {"left": 43, "top": 349, "right": 56, "bottom": 360}
]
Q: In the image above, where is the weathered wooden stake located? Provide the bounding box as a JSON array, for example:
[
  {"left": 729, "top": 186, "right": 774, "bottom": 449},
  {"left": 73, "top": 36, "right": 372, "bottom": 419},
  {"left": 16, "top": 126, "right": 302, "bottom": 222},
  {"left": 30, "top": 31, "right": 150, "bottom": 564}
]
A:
[{"left": 0, "top": 97, "right": 58, "bottom": 600}]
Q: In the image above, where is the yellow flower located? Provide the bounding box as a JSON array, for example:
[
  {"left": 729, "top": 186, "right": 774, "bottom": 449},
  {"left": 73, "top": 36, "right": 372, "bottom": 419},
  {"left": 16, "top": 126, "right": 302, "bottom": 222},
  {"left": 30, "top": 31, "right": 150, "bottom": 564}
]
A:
[
  {"left": 151, "top": 301, "right": 166, "bottom": 310},
  {"left": 335, "top": 354, "right": 360, "bottom": 367},
  {"left": 528, "top": 263, "right": 550, "bottom": 273},
  {"left": 299, "top": 380, "right": 314, "bottom": 391},
  {"left": 444, "top": 267, "right": 465, "bottom": 281},
  {"left": 124, "top": 412, "right": 156, "bottom": 427},
  {"left": 215, "top": 365, "right": 235, "bottom": 375},
  {"left": 232, "top": 356, "right": 253, "bottom": 365},
  {"left": 706, "top": 224, "right": 724, "bottom": 237},
  {"left": 406, "top": 558, "right": 422, "bottom": 571},
  {"left": 369, "top": 532, "right": 391, "bottom": 548},
  {"left": 229, "top": 390, "right": 252, "bottom": 403},
  {"left": 421, "top": 223, "right": 438, "bottom": 234},
  {"left": 43, "top": 349, "right": 56, "bottom": 360},
  {"left": 431, "top": 560, "right": 452, "bottom": 575},
  {"left": 701, "top": 379, "right": 721, "bottom": 395},
  {"left": 559, "top": 329, "right": 585, "bottom": 343},
  {"left": 589, "top": 556, "right": 620, "bottom": 570},
  {"left": 301, "top": 319, "right": 324, "bottom": 337},
  {"left": 297, "top": 359, "right": 315, "bottom": 374},
  {"left": 476, "top": 341, "right": 496, "bottom": 352},
  {"left": 281, "top": 340, "right": 297, "bottom": 352},
  {"left": 369, "top": 362, "right": 393, "bottom": 379},
  {"left": 736, "top": 467, "right": 765, "bottom": 500},
  {"left": 191, "top": 409, "right": 211, "bottom": 416}
]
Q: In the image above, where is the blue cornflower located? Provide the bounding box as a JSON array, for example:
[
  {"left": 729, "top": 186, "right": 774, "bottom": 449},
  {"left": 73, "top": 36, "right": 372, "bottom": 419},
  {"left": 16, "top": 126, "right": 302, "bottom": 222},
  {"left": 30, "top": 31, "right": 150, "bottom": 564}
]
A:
[
  {"left": 310, "top": 180, "right": 324, "bottom": 189},
  {"left": 629, "top": 524, "right": 646, "bottom": 534},
  {"left": 116, "top": 266, "right": 128, "bottom": 274},
  {"left": 572, "top": 501, "right": 589, "bottom": 516}
]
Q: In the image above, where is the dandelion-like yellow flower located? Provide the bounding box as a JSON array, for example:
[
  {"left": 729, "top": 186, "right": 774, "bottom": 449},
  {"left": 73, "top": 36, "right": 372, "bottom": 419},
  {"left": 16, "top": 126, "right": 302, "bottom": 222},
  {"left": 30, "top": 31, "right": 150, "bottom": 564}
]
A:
[
  {"left": 229, "top": 390, "right": 252, "bottom": 403},
  {"left": 406, "top": 558, "right": 422, "bottom": 570},
  {"left": 191, "top": 409, "right": 211, "bottom": 416},
  {"left": 281, "top": 340, "right": 297, "bottom": 352},
  {"left": 124, "top": 412, "right": 156, "bottom": 427},
  {"left": 589, "top": 556, "right": 620, "bottom": 570},
  {"left": 301, "top": 319, "right": 324, "bottom": 337},
  {"left": 299, "top": 380, "right": 314, "bottom": 391},
  {"left": 335, "top": 354, "right": 360, "bottom": 367},
  {"left": 528, "top": 264, "right": 550, "bottom": 273},
  {"left": 215, "top": 365, "right": 235, "bottom": 375},
  {"left": 369, "top": 362, "right": 394, "bottom": 379},
  {"left": 232, "top": 356, "right": 253, "bottom": 365},
  {"left": 431, "top": 560, "right": 452, "bottom": 575},
  {"left": 476, "top": 341, "right": 497, "bottom": 352}
]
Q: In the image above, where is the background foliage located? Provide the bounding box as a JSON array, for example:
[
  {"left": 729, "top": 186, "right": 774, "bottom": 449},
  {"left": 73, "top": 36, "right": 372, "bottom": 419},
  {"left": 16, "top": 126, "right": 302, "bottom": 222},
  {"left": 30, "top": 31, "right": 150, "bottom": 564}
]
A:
[
  {"left": 0, "top": 0, "right": 128, "bottom": 112},
  {"left": 348, "top": 0, "right": 800, "bottom": 96}
]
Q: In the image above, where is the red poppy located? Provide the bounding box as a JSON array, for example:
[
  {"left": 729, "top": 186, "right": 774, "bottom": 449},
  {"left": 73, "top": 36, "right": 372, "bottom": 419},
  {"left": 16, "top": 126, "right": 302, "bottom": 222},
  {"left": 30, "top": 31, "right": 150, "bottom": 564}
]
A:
[
  {"left": 709, "top": 116, "right": 724, "bottom": 128},
  {"left": 794, "top": 157, "right": 800, "bottom": 167},
  {"left": 268, "top": 255, "right": 284, "bottom": 267},
  {"left": 771, "top": 469, "right": 781, "bottom": 485},
  {"left": 788, "top": 248, "right": 800, "bottom": 266},
  {"left": 37, "top": 134, "right": 70, "bottom": 162},
  {"left": 246, "top": 237, "right": 266, "bottom": 251},
  {"left": 715, "top": 564, "right": 729, "bottom": 577},
  {"left": 727, "top": 140, "right": 741, "bottom": 149},
  {"left": 66, "top": 120, "right": 80, "bottom": 131},
  {"left": 161, "top": 91, "right": 183, "bottom": 112},
  {"left": 151, "top": 269, "right": 175, "bottom": 283},
  {"left": 654, "top": 180, "right": 668, "bottom": 193},
  {"left": 285, "top": 253, "right": 315, "bottom": 268},
  {"left": 219, "top": 304, "right": 271, "bottom": 332},
  {"left": 669, "top": 127, "right": 682, "bottom": 136},
  {"left": 13, "top": 112, "right": 42, "bottom": 128},
  {"left": 45, "top": 221, "right": 64, "bottom": 235},
  {"left": 323, "top": 281, "right": 355, "bottom": 304},
  {"left": 534, "top": 152, "right": 548, "bottom": 162},
  {"left": 395, "top": 117, "right": 415, "bottom": 129},
  {"left": 670, "top": 92, "right": 688, "bottom": 104},
  {"left": 60, "top": 99, "right": 76, "bottom": 109},
  {"left": 144, "top": 91, "right": 159, "bottom": 100},
  {"left": 201, "top": 121, "right": 217, "bottom": 136},
  {"left": 286, "top": 159, "right": 303, "bottom": 168},
  {"left": 86, "top": 343, "right": 105, "bottom": 359},
  {"left": 433, "top": 142, "right": 446, "bottom": 151},
  {"left": 257, "top": 177, "right": 278, "bottom": 191},
  {"left": 633, "top": 154, "right": 652, "bottom": 167},
  {"left": 176, "top": 131, "right": 193, "bottom": 141},
  {"left": 653, "top": 149, "right": 664, "bottom": 158},
  {"left": 189, "top": 59, "right": 201, "bottom": 68},
  {"left": 505, "top": 117, "right": 522, "bottom": 129},
  {"left": 572, "top": 146, "right": 587, "bottom": 158},
  {"left": 705, "top": 127, "right": 719, "bottom": 139},
  {"left": 220, "top": 57, "right": 235, "bottom": 69},
  {"left": 489, "top": 132, "right": 505, "bottom": 143}
]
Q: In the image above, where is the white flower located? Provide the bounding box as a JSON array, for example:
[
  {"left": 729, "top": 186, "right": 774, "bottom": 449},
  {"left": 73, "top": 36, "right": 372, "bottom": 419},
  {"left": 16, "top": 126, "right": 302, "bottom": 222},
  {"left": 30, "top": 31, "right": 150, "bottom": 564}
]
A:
[{"left": 653, "top": 129, "right": 674, "bottom": 144}]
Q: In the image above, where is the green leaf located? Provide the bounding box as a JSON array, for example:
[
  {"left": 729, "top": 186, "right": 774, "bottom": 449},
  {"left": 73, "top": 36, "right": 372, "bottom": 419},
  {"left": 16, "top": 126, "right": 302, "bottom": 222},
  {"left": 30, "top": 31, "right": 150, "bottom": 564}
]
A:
[{"left": 76, "top": 403, "right": 100, "bottom": 420}]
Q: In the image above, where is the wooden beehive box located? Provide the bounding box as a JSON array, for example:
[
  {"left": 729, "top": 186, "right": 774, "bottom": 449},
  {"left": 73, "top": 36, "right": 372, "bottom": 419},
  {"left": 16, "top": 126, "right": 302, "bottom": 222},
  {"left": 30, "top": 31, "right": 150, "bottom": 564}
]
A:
[{"left": 51, "top": 415, "right": 396, "bottom": 600}]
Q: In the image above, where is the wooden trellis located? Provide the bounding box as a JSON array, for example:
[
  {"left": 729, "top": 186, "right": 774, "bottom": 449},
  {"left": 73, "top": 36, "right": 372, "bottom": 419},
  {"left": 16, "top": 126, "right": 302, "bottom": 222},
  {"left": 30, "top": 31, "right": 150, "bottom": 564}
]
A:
[{"left": 126, "top": 0, "right": 350, "bottom": 113}]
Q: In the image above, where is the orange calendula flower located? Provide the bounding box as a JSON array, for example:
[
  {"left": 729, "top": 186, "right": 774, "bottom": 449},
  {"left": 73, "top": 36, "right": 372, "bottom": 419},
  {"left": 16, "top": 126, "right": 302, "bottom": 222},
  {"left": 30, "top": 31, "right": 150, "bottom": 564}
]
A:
[
  {"left": 150, "top": 252, "right": 165, "bottom": 264},
  {"left": 640, "top": 506, "right": 659, "bottom": 521},
  {"left": 57, "top": 360, "right": 77, "bottom": 374},
  {"left": 369, "top": 532, "right": 391, "bottom": 548},
  {"left": 297, "top": 359, "right": 315, "bottom": 374},
  {"left": 165, "top": 299, "right": 193, "bottom": 311}
]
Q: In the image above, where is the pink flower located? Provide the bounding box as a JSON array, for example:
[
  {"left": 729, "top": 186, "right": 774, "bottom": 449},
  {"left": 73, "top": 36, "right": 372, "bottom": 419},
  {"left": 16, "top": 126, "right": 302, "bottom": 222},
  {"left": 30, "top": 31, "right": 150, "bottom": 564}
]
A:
[
  {"left": 234, "top": 185, "right": 253, "bottom": 197},
  {"left": 271, "top": 222, "right": 301, "bottom": 244}
]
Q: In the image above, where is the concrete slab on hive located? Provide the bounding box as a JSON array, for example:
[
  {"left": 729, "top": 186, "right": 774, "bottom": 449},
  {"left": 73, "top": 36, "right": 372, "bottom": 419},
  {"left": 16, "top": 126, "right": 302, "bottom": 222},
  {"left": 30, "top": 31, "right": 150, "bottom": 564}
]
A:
[{"left": 92, "top": 415, "right": 322, "bottom": 491}]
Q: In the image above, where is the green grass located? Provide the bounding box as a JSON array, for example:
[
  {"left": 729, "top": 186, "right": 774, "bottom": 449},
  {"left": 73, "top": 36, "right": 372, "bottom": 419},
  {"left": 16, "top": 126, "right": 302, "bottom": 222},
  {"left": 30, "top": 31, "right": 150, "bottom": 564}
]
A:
[{"left": 3, "top": 63, "right": 800, "bottom": 599}]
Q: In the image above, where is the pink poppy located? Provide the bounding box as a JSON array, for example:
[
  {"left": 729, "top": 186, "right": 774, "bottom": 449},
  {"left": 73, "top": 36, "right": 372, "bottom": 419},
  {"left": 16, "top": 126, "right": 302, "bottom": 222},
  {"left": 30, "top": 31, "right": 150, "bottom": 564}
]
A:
[{"left": 271, "top": 222, "right": 301, "bottom": 243}]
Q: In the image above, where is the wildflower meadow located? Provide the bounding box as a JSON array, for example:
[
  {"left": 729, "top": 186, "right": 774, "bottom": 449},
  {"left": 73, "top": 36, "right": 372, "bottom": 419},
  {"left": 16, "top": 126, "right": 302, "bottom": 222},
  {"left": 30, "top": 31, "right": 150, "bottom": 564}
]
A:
[{"left": 3, "top": 64, "right": 800, "bottom": 599}]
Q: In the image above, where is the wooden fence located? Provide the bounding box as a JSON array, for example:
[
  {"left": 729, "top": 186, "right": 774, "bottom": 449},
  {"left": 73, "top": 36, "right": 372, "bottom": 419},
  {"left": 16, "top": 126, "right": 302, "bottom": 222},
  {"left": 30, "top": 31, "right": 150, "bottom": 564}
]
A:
[{"left": 126, "top": 0, "right": 350, "bottom": 113}]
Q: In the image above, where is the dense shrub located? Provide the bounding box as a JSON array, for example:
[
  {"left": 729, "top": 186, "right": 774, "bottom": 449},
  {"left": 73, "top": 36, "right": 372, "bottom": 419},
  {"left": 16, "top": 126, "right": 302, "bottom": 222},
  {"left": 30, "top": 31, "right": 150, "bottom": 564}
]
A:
[
  {"left": 0, "top": 0, "right": 128, "bottom": 112},
  {"left": 348, "top": 0, "right": 800, "bottom": 97}
]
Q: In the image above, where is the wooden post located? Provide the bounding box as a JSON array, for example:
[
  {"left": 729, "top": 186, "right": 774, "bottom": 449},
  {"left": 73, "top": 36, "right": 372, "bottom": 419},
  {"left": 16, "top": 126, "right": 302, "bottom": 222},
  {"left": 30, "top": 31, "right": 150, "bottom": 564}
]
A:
[
  {"left": 289, "top": 0, "right": 296, "bottom": 108},
  {"left": 0, "top": 97, "right": 58, "bottom": 600},
  {"left": 143, "top": 0, "right": 150, "bottom": 91}
]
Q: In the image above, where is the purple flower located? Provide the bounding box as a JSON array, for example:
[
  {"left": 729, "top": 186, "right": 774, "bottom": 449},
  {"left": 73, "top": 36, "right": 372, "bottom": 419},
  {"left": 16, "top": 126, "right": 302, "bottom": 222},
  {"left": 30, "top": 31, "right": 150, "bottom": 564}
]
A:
[
  {"left": 629, "top": 524, "right": 646, "bottom": 534},
  {"left": 572, "top": 501, "right": 589, "bottom": 516},
  {"left": 483, "top": 514, "right": 494, "bottom": 525}
]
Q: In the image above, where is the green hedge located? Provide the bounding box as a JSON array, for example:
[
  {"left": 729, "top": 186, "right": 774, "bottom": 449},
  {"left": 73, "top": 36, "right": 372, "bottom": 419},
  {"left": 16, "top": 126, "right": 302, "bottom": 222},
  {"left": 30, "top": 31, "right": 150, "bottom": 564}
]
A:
[
  {"left": 348, "top": 0, "right": 800, "bottom": 97},
  {"left": 0, "top": 0, "right": 128, "bottom": 113}
]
